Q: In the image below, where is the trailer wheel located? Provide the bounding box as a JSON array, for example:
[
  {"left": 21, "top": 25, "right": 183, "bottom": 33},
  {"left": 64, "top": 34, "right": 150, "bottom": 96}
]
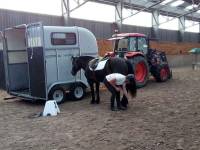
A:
[
  {"left": 129, "top": 56, "right": 149, "bottom": 88},
  {"left": 48, "top": 87, "right": 66, "bottom": 104},
  {"left": 70, "top": 83, "right": 85, "bottom": 100}
]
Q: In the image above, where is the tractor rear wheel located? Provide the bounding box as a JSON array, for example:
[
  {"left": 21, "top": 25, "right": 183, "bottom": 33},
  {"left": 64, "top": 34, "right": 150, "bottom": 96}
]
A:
[{"left": 129, "top": 56, "right": 149, "bottom": 88}]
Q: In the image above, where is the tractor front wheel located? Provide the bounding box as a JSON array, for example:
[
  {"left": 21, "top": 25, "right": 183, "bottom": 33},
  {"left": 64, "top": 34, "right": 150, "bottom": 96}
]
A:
[
  {"left": 153, "top": 65, "right": 171, "bottom": 82},
  {"left": 129, "top": 56, "right": 149, "bottom": 88}
]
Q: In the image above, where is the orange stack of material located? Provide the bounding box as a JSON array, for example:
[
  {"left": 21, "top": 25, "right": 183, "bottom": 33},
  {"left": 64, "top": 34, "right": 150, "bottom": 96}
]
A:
[{"left": 97, "top": 39, "right": 200, "bottom": 56}]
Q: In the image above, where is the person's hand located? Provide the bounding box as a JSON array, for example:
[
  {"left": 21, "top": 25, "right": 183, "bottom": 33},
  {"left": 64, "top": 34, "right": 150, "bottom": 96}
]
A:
[
  {"left": 116, "top": 87, "right": 123, "bottom": 92},
  {"left": 115, "top": 87, "right": 120, "bottom": 92},
  {"left": 119, "top": 88, "right": 123, "bottom": 92}
]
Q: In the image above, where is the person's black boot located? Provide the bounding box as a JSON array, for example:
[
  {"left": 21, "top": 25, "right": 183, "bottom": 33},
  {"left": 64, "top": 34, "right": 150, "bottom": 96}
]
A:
[
  {"left": 121, "top": 95, "right": 128, "bottom": 108},
  {"left": 111, "top": 107, "right": 118, "bottom": 111},
  {"left": 118, "top": 105, "right": 127, "bottom": 110}
]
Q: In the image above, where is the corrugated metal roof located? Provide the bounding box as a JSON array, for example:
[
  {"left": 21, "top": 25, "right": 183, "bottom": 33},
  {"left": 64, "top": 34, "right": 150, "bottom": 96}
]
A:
[{"left": 94, "top": 0, "right": 200, "bottom": 21}]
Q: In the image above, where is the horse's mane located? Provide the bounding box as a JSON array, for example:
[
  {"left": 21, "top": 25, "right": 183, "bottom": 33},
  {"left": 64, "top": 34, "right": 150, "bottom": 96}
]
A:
[{"left": 78, "top": 56, "right": 96, "bottom": 70}]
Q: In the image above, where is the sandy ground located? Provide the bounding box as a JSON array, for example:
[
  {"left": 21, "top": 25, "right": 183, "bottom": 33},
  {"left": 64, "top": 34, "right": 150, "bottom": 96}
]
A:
[{"left": 0, "top": 67, "right": 200, "bottom": 150}]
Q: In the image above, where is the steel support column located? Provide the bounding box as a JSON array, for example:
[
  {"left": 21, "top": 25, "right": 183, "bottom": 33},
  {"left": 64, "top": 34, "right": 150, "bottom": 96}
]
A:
[
  {"left": 63, "top": 0, "right": 70, "bottom": 26},
  {"left": 178, "top": 16, "right": 185, "bottom": 42},
  {"left": 199, "top": 22, "right": 200, "bottom": 43},
  {"left": 151, "top": 10, "right": 159, "bottom": 39},
  {"left": 115, "top": 0, "right": 123, "bottom": 32}
]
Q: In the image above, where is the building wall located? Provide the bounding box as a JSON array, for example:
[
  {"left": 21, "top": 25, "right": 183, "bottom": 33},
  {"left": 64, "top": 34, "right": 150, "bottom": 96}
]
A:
[
  {"left": 0, "top": 9, "right": 199, "bottom": 67},
  {"left": 97, "top": 39, "right": 200, "bottom": 67},
  {"left": 0, "top": 9, "right": 64, "bottom": 31},
  {"left": 150, "top": 41, "right": 200, "bottom": 55},
  {"left": 166, "top": 55, "right": 196, "bottom": 68},
  {"left": 69, "top": 18, "right": 200, "bottom": 44},
  {"left": 69, "top": 18, "right": 113, "bottom": 39},
  {"left": 0, "top": 9, "right": 198, "bottom": 43},
  {"left": 97, "top": 39, "right": 200, "bottom": 56}
]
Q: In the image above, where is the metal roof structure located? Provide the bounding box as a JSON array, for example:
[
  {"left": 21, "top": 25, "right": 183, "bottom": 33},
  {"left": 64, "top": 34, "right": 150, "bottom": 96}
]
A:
[
  {"left": 63, "top": 0, "right": 200, "bottom": 22},
  {"left": 62, "top": 0, "right": 200, "bottom": 41}
]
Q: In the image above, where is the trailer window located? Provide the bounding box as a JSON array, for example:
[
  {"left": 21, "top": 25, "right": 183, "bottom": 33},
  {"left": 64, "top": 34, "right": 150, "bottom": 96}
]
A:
[{"left": 51, "top": 33, "right": 76, "bottom": 45}]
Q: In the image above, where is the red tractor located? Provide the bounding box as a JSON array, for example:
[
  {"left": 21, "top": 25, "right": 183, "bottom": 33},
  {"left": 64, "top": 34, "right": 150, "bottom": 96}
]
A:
[{"left": 105, "top": 33, "right": 172, "bottom": 88}]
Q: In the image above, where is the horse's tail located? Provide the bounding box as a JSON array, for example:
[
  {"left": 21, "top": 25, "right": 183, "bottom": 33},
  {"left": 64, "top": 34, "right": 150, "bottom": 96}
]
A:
[
  {"left": 126, "top": 60, "right": 134, "bottom": 74},
  {"left": 126, "top": 75, "right": 137, "bottom": 98}
]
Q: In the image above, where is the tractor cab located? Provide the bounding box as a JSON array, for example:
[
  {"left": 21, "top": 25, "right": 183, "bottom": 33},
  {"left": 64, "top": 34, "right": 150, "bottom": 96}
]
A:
[{"left": 109, "top": 33, "right": 149, "bottom": 57}]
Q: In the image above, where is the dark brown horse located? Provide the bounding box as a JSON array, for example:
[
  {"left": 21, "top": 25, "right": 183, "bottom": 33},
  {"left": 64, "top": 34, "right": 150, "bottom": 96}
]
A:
[{"left": 71, "top": 56, "right": 136, "bottom": 105}]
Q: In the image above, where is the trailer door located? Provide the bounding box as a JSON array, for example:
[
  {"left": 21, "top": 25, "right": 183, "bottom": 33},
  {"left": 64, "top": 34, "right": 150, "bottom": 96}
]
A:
[{"left": 27, "top": 23, "right": 47, "bottom": 99}]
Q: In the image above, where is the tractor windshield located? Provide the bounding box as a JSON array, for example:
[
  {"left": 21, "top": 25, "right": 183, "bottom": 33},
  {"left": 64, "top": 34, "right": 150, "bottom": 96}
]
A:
[
  {"left": 113, "top": 36, "right": 148, "bottom": 55},
  {"left": 138, "top": 37, "right": 148, "bottom": 54},
  {"left": 129, "top": 37, "right": 137, "bottom": 51}
]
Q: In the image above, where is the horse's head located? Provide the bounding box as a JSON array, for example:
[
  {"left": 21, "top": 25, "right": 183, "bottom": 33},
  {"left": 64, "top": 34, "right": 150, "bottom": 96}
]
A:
[
  {"left": 71, "top": 56, "right": 81, "bottom": 76},
  {"left": 71, "top": 55, "right": 95, "bottom": 76}
]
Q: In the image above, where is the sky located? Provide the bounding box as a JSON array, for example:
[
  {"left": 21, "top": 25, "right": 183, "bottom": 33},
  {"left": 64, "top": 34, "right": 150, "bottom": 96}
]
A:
[
  {"left": 0, "top": 0, "right": 62, "bottom": 16},
  {"left": 0, "top": 0, "right": 199, "bottom": 32}
]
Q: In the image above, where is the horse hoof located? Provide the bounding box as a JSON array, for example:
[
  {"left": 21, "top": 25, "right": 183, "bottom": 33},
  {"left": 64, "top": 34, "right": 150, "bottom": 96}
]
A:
[
  {"left": 96, "top": 101, "right": 100, "bottom": 104},
  {"left": 121, "top": 103, "right": 128, "bottom": 108},
  {"left": 111, "top": 107, "right": 118, "bottom": 111},
  {"left": 118, "top": 106, "right": 127, "bottom": 111},
  {"left": 90, "top": 101, "right": 95, "bottom": 104}
]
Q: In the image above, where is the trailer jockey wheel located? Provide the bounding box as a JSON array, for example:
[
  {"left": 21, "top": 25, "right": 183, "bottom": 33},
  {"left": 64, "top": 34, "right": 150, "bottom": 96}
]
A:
[
  {"left": 48, "top": 87, "right": 66, "bottom": 104},
  {"left": 129, "top": 56, "right": 149, "bottom": 88},
  {"left": 70, "top": 83, "right": 85, "bottom": 100}
]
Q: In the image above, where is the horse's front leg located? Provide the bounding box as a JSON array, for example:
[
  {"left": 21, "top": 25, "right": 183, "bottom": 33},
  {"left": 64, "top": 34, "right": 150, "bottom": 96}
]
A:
[
  {"left": 89, "top": 81, "right": 95, "bottom": 104},
  {"left": 95, "top": 82, "right": 100, "bottom": 104}
]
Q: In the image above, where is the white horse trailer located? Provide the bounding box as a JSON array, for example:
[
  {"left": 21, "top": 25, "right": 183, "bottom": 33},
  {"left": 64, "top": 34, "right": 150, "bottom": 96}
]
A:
[{"left": 3, "top": 23, "right": 98, "bottom": 103}]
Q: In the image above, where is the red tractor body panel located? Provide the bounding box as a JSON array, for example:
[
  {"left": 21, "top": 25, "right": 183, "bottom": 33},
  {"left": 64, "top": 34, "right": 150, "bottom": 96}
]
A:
[
  {"left": 113, "top": 33, "right": 146, "bottom": 38},
  {"left": 125, "top": 51, "right": 144, "bottom": 59}
]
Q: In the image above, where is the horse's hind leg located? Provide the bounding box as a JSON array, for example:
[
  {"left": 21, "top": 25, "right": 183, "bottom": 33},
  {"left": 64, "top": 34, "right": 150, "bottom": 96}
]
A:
[
  {"left": 95, "top": 82, "right": 100, "bottom": 104},
  {"left": 89, "top": 81, "right": 95, "bottom": 104}
]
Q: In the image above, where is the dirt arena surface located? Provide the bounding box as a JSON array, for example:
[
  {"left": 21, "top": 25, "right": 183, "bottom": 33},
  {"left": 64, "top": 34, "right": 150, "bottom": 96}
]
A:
[{"left": 0, "top": 67, "right": 200, "bottom": 150}]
